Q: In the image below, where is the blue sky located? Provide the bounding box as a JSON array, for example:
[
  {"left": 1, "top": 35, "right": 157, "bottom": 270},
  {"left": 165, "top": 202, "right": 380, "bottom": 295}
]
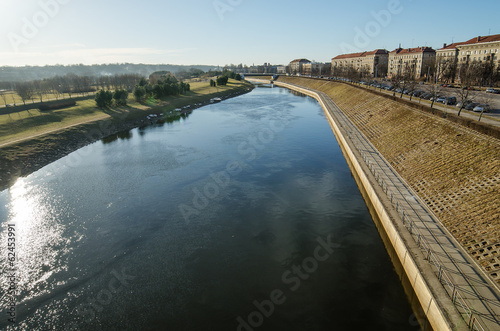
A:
[{"left": 0, "top": 0, "right": 499, "bottom": 67}]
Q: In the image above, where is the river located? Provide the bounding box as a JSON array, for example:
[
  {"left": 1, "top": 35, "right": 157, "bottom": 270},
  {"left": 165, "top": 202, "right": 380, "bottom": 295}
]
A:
[{"left": 0, "top": 85, "right": 420, "bottom": 330}]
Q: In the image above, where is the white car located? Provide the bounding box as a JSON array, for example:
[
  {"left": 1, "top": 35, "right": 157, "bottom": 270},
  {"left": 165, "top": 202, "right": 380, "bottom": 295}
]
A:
[{"left": 473, "top": 104, "right": 490, "bottom": 112}]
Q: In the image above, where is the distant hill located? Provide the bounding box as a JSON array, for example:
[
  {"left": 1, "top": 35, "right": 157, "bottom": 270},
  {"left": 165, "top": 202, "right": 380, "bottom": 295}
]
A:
[{"left": 0, "top": 63, "right": 218, "bottom": 82}]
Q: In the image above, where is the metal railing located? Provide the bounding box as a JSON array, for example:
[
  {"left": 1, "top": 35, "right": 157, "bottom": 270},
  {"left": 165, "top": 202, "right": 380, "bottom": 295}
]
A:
[
  {"left": 308, "top": 88, "right": 488, "bottom": 331},
  {"left": 276, "top": 82, "right": 491, "bottom": 330}
]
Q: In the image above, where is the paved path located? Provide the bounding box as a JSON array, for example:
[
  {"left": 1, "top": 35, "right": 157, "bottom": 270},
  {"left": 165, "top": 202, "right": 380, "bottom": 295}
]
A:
[
  {"left": 0, "top": 114, "right": 110, "bottom": 149},
  {"left": 279, "top": 81, "right": 500, "bottom": 331}
]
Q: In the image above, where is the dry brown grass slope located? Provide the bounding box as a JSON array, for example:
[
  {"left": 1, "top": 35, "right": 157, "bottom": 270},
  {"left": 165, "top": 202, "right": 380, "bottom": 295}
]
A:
[{"left": 280, "top": 77, "right": 500, "bottom": 285}]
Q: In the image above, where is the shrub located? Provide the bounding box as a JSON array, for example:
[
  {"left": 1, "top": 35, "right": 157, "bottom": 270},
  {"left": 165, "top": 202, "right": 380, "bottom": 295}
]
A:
[
  {"left": 38, "top": 100, "right": 76, "bottom": 111},
  {"left": 95, "top": 90, "right": 113, "bottom": 108}
]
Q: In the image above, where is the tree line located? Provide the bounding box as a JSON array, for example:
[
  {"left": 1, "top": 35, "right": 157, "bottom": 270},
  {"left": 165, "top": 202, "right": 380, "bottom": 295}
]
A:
[
  {"left": 0, "top": 63, "right": 216, "bottom": 83},
  {"left": 4, "top": 74, "right": 143, "bottom": 106},
  {"left": 209, "top": 70, "right": 242, "bottom": 87},
  {"left": 132, "top": 73, "right": 190, "bottom": 102}
]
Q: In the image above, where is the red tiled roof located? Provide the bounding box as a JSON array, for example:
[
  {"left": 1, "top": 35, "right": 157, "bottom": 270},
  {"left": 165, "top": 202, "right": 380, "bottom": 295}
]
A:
[
  {"left": 390, "top": 47, "right": 435, "bottom": 54},
  {"left": 364, "top": 49, "right": 389, "bottom": 56},
  {"left": 332, "top": 49, "right": 388, "bottom": 60},
  {"left": 332, "top": 52, "right": 365, "bottom": 60},
  {"left": 461, "top": 34, "right": 500, "bottom": 45},
  {"left": 438, "top": 42, "right": 466, "bottom": 51}
]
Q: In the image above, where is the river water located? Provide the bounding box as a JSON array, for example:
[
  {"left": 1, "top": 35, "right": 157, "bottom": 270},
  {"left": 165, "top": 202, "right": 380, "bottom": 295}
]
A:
[{"left": 0, "top": 86, "right": 420, "bottom": 330}]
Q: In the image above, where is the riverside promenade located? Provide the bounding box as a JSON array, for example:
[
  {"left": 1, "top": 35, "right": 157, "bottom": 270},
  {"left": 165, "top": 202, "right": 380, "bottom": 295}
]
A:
[{"left": 267, "top": 79, "right": 500, "bottom": 331}]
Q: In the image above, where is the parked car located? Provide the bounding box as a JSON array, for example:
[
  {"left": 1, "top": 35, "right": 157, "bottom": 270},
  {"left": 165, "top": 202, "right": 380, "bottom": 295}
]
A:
[
  {"left": 465, "top": 102, "right": 479, "bottom": 110},
  {"left": 456, "top": 100, "right": 473, "bottom": 108},
  {"left": 486, "top": 88, "right": 499, "bottom": 94},
  {"left": 436, "top": 96, "right": 447, "bottom": 103},
  {"left": 445, "top": 97, "right": 456, "bottom": 105},
  {"left": 421, "top": 93, "right": 431, "bottom": 100},
  {"left": 473, "top": 104, "right": 490, "bottom": 112}
]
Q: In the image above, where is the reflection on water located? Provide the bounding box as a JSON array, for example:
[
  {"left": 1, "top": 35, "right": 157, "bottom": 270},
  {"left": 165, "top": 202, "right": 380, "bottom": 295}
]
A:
[
  {"left": 0, "top": 87, "right": 418, "bottom": 330},
  {"left": 0, "top": 178, "right": 72, "bottom": 309}
]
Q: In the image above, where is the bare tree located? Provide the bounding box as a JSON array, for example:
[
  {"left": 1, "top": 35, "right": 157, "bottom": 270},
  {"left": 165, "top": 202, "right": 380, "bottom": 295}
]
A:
[
  {"left": 61, "top": 74, "right": 75, "bottom": 98},
  {"left": 425, "top": 83, "right": 443, "bottom": 108},
  {"left": 0, "top": 91, "right": 9, "bottom": 106},
  {"left": 455, "top": 87, "right": 473, "bottom": 116},
  {"left": 390, "top": 73, "right": 402, "bottom": 97},
  {"left": 398, "top": 64, "right": 417, "bottom": 98},
  {"left": 422, "top": 56, "right": 436, "bottom": 82},
  {"left": 32, "top": 80, "right": 49, "bottom": 103},
  {"left": 475, "top": 92, "right": 493, "bottom": 121},
  {"left": 406, "top": 79, "right": 418, "bottom": 101},
  {"left": 15, "top": 82, "right": 34, "bottom": 105},
  {"left": 439, "top": 59, "right": 458, "bottom": 84},
  {"left": 455, "top": 63, "right": 475, "bottom": 116}
]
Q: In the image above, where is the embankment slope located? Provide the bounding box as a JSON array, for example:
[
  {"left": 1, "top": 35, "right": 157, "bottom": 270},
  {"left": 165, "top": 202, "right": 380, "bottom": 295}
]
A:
[{"left": 278, "top": 77, "right": 500, "bottom": 285}]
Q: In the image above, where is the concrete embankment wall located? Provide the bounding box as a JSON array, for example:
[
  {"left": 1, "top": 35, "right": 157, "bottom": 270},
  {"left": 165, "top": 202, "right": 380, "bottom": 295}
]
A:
[
  {"left": 268, "top": 80, "right": 462, "bottom": 331},
  {"left": 275, "top": 77, "right": 500, "bottom": 288}
]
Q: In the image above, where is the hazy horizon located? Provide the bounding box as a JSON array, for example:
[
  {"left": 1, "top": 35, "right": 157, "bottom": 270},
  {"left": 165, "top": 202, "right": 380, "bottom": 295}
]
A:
[{"left": 1, "top": 0, "right": 499, "bottom": 67}]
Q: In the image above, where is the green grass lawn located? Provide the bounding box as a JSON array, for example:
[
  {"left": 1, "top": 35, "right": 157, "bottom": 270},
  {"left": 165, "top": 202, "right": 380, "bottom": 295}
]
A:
[
  {"left": 0, "top": 79, "right": 251, "bottom": 146},
  {"left": 0, "top": 90, "right": 94, "bottom": 107}
]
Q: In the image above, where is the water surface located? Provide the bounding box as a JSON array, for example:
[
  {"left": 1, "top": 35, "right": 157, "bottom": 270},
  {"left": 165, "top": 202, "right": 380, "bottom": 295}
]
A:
[{"left": 0, "top": 86, "right": 419, "bottom": 330}]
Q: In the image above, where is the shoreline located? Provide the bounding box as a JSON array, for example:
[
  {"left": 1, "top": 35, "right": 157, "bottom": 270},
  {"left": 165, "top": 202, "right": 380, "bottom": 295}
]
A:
[
  {"left": 265, "top": 78, "right": 500, "bottom": 330},
  {"left": 0, "top": 83, "right": 254, "bottom": 192}
]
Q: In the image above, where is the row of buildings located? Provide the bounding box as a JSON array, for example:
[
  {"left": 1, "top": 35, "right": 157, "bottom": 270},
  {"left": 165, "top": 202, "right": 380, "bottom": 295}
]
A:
[
  {"left": 332, "top": 34, "right": 500, "bottom": 78},
  {"left": 235, "top": 34, "right": 499, "bottom": 82},
  {"left": 286, "top": 60, "right": 328, "bottom": 76},
  {"left": 318, "top": 34, "right": 500, "bottom": 80}
]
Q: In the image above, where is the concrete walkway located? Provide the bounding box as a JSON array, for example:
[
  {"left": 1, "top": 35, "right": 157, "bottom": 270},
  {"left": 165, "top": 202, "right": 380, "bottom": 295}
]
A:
[{"left": 277, "top": 81, "right": 500, "bottom": 331}]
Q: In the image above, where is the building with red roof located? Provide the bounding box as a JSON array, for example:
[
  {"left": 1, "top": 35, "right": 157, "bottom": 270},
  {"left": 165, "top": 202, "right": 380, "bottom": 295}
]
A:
[
  {"left": 388, "top": 46, "right": 436, "bottom": 79},
  {"left": 331, "top": 49, "right": 388, "bottom": 77},
  {"left": 456, "top": 34, "right": 500, "bottom": 66}
]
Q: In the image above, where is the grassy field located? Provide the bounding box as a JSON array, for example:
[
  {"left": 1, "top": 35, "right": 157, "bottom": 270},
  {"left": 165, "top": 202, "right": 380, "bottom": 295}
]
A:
[
  {"left": 0, "top": 90, "right": 94, "bottom": 107},
  {"left": 0, "top": 79, "right": 250, "bottom": 147},
  {"left": 278, "top": 76, "right": 500, "bottom": 285}
]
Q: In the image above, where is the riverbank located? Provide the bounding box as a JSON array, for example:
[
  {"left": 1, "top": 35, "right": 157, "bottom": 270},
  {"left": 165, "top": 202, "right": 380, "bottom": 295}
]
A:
[
  {"left": 254, "top": 77, "right": 500, "bottom": 330},
  {"left": 266, "top": 79, "right": 500, "bottom": 330},
  {"left": 274, "top": 76, "right": 500, "bottom": 285},
  {"left": 0, "top": 80, "right": 254, "bottom": 191}
]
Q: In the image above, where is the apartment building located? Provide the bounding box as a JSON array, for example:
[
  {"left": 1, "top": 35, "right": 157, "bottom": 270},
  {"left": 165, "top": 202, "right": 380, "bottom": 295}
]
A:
[
  {"left": 457, "top": 34, "right": 500, "bottom": 66},
  {"left": 388, "top": 47, "right": 436, "bottom": 79},
  {"left": 436, "top": 42, "right": 465, "bottom": 62},
  {"left": 289, "top": 59, "right": 311, "bottom": 75},
  {"left": 331, "top": 49, "right": 388, "bottom": 77}
]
